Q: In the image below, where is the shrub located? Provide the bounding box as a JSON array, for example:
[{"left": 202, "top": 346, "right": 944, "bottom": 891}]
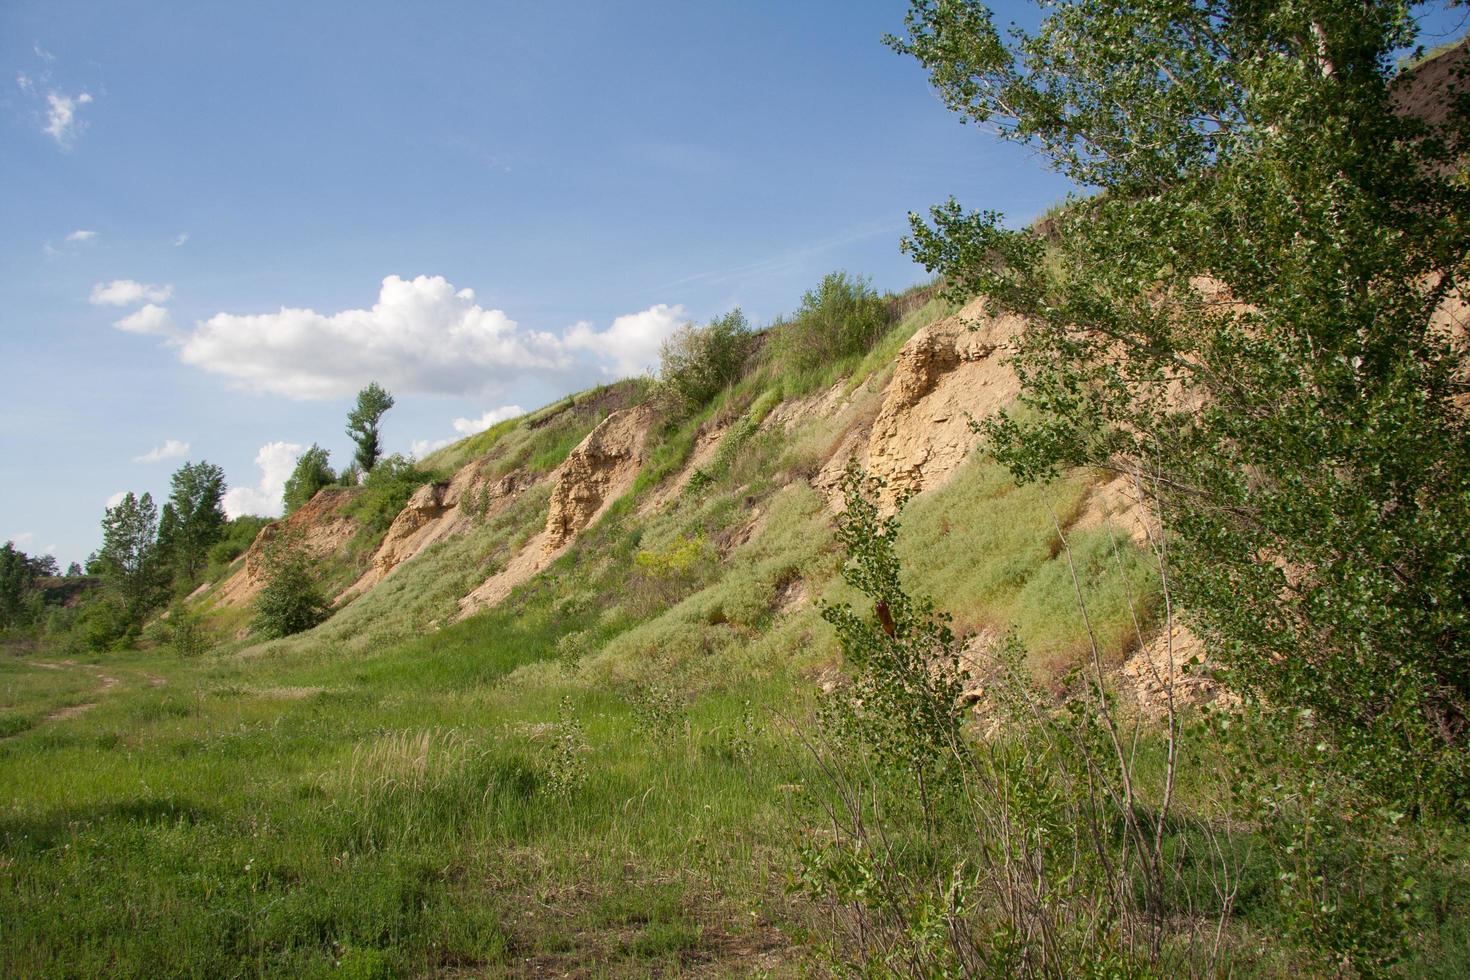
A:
[
  {"left": 347, "top": 454, "right": 430, "bottom": 535},
  {"left": 206, "top": 516, "right": 270, "bottom": 573},
  {"left": 769, "top": 271, "right": 889, "bottom": 375},
  {"left": 251, "top": 530, "right": 331, "bottom": 638},
  {"left": 656, "top": 309, "right": 755, "bottom": 414}
]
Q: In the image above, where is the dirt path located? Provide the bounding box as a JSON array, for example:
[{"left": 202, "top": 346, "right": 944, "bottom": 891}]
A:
[{"left": 26, "top": 661, "right": 123, "bottom": 724}]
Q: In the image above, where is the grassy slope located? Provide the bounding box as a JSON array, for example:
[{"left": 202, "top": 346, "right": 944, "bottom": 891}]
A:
[
  {"left": 0, "top": 296, "right": 1162, "bottom": 976},
  {"left": 14, "top": 290, "right": 1462, "bottom": 976}
]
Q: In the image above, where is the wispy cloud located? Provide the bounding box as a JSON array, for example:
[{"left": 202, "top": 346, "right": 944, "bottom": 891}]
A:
[
  {"left": 653, "top": 221, "right": 905, "bottom": 292},
  {"left": 451, "top": 405, "right": 525, "bottom": 436},
  {"left": 17, "top": 46, "right": 96, "bottom": 148},
  {"left": 173, "top": 232, "right": 190, "bottom": 247},
  {"left": 112, "top": 303, "right": 176, "bottom": 336},
  {"left": 65, "top": 229, "right": 97, "bottom": 243},
  {"left": 133, "top": 439, "right": 190, "bottom": 464},
  {"left": 90, "top": 280, "right": 173, "bottom": 306},
  {"left": 43, "top": 90, "right": 92, "bottom": 147}
]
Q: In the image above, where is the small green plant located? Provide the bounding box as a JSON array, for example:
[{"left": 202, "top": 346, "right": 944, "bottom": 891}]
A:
[
  {"left": 251, "top": 530, "right": 331, "bottom": 638},
  {"left": 554, "top": 630, "right": 590, "bottom": 674},
  {"left": 167, "top": 601, "right": 209, "bottom": 657},
  {"left": 545, "top": 696, "right": 588, "bottom": 798},
  {"left": 628, "top": 682, "right": 684, "bottom": 740}
]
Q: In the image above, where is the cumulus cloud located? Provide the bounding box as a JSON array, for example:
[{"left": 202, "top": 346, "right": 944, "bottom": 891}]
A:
[
  {"left": 133, "top": 439, "right": 189, "bottom": 464},
  {"left": 223, "top": 442, "right": 302, "bottom": 519},
  {"left": 410, "top": 438, "right": 453, "bottom": 458},
  {"left": 65, "top": 229, "right": 96, "bottom": 243},
  {"left": 563, "top": 303, "right": 687, "bottom": 378},
  {"left": 452, "top": 404, "right": 524, "bottom": 436},
  {"left": 44, "top": 89, "right": 92, "bottom": 146},
  {"left": 9, "top": 531, "right": 36, "bottom": 548},
  {"left": 104, "top": 491, "right": 128, "bottom": 509},
  {"left": 177, "top": 275, "right": 571, "bottom": 400},
  {"left": 90, "top": 280, "right": 173, "bottom": 306},
  {"left": 118, "top": 275, "right": 687, "bottom": 400},
  {"left": 113, "top": 303, "right": 175, "bottom": 335}
]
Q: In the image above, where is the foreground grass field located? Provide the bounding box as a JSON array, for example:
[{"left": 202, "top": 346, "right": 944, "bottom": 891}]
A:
[{"left": 0, "top": 608, "right": 818, "bottom": 977}]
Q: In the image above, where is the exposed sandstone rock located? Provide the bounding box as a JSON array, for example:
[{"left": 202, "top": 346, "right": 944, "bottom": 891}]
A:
[
  {"left": 544, "top": 406, "right": 654, "bottom": 554},
  {"left": 458, "top": 406, "right": 655, "bottom": 616},
  {"left": 863, "top": 299, "right": 1024, "bottom": 508},
  {"left": 1122, "top": 623, "right": 1239, "bottom": 720},
  {"left": 1070, "top": 474, "right": 1155, "bottom": 548},
  {"left": 337, "top": 463, "right": 535, "bottom": 602},
  {"left": 213, "top": 487, "right": 362, "bottom": 608}
]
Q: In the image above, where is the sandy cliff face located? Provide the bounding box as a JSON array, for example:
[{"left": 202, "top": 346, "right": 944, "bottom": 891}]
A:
[
  {"left": 458, "top": 405, "right": 655, "bottom": 615},
  {"left": 543, "top": 406, "right": 654, "bottom": 554},
  {"left": 214, "top": 488, "right": 362, "bottom": 608},
  {"left": 337, "top": 465, "right": 536, "bottom": 602},
  {"left": 864, "top": 299, "right": 1025, "bottom": 508}
]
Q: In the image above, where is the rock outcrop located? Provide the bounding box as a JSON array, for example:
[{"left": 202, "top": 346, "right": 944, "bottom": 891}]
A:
[
  {"left": 214, "top": 487, "right": 361, "bottom": 608},
  {"left": 543, "top": 406, "right": 654, "bottom": 554},
  {"left": 862, "top": 299, "right": 1024, "bottom": 508},
  {"left": 338, "top": 464, "right": 535, "bottom": 601},
  {"left": 1122, "top": 622, "right": 1239, "bottom": 720},
  {"left": 458, "top": 406, "right": 655, "bottom": 615}
]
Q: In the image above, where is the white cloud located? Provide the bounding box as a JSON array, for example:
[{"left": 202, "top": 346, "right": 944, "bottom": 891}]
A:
[
  {"left": 44, "top": 89, "right": 92, "bottom": 146},
  {"left": 452, "top": 404, "right": 524, "bottom": 436},
  {"left": 16, "top": 72, "right": 33, "bottom": 92},
  {"left": 90, "top": 280, "right": 173, "bottom": 306},
  {"left": 563, "top": 303, "right": 687, "bottom": 378},
  {"left": 105, "top": 491, "right": 127, "bottom": 509},
  {"left": 113, "top": 303, "right": 175, "bottom": 335},
  {"left": 223, "top": 442, "right": 302, "bottom": 519},
  {"left": 177, "top": 274, "right": 571, "bottom": 400},
  {"left": 65, "top": 229, "right": 96, "bottom": 243},
  {"left": 133, "top": 439, "right": 190, "bottom": 464},
  {"left": 410, "top": 438, "right": 453, "bottom": 458},
  {"left": 120, "top": 274, "right": 686, "bottom": 399},
  {"left": 173, "top": 232, "right": 190, "bottom": 247},
  {"left": 9, "top": 532, "right": 36, "bottom": 548}
]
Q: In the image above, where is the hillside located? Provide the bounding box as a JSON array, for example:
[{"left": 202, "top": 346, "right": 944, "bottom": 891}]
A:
[
  {"left": 0, "top": 283, "right": 1201, "bottom": 975},
  {"left": 4, "top": 31, "right": 1469, "bottom": 980}
]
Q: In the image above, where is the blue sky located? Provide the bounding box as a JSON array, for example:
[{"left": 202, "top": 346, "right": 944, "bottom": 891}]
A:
[{"left": 2, "top": 2, "right": 1463, "bottom": 567}]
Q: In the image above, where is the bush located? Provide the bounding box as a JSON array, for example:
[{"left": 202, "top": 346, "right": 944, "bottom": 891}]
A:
[
  {"left": 656, "top": 309, "right": 755, "bottom": 415},
  {"left": 251, "top": 531, "right": 330, "bottom": 639},
  {"left": 206, "top": 516, "right": 270, "bottom": 573},
  {"left": 347, "top": 454, "right": 430, "bottom": 534},
  {"left": 769, "top": 271, "right": 889, "bottom": 375}
]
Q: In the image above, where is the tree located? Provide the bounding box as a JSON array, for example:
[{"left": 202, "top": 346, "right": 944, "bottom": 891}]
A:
[
  {"left": 346, "top": 382, "right": 395, "bottom": 474},
  {"left": 97, "top": 491, "right": 163, "bottom": 626},
  {"left": 891, "top": 1, "right": 1470, "bottom": 806},
  {"left": 657, "top": 309, "right": 756, "bottom": 414},
  {"left": 65, "top": 562, "right": 82, "bottom": 578},
  {"left": 251, "top": 529, "right": 330, "bottom": 638},
  {"left": 282, "top": 444, "right": 335, "bottom": 514},
  {"left": 0, "top": 541, "right": 38, "bottom": 629},
  {"left": 166, "top": 461, "right": 228, "bottom": 583}
]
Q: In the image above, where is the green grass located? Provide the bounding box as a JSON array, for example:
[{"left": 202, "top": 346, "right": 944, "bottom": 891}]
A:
[{"left": 21, "top": 290, "right": 1463, "bottom": 975}]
